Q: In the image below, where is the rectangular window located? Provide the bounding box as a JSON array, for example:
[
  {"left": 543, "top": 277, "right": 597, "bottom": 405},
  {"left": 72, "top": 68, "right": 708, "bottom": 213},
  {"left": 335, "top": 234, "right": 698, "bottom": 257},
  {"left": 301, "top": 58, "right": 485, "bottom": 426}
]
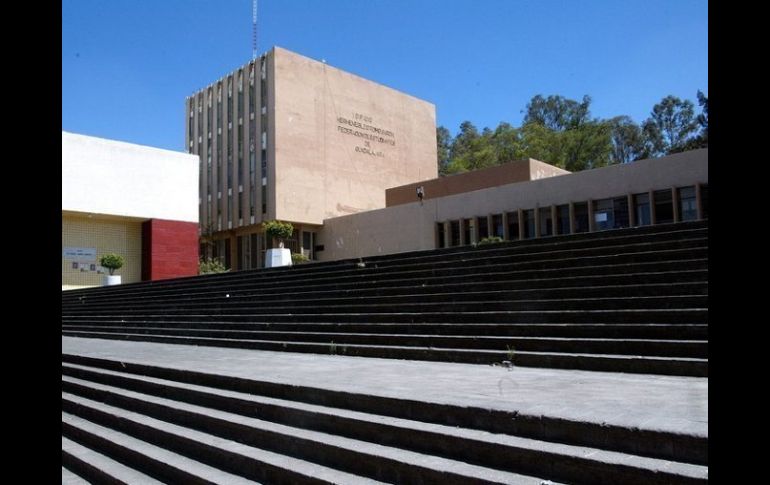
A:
[
  {"left": 654, "top": 189, "right": 674, "bottom": 224},
  {"left": 506, "top": 211, "right": 520, "bottom": 241},
  {"left": 613, "top": 196, "right": 630, "bottom": 229},
  {"left": 678, "top": 186, "right": 697, "bottom": 221},
  {"left": 573, "top": 202, "right": 589, "bottom": 233},
  {"left": 492, "top": 214, "right": 504, "bottom": 238},
  {"left": 224, "top": 238, "right": 231, "bottom": 269},
  {"left": 477, "top": 217, "right": 489, "bottom": 240},
  {"left": 539, "top": 208, "right": 553, "bottom": 237},
  {"left": 523, "top": 209, "right": 535, "bottom": 239},
  {"left": 236, "top": 235, "right": 244, "bottom": 271},
  {"left": 450, "top": 220, "right": 460, "bottom": 247},
  {"left": 437, "top": 222, "right": 446, "bottom": 248},
  {"left": 634, "top": 193, "right": 651, "bottom": 226},
  {"left": 556, "top": 204, "right": 570, "bottom": 235},
  {"left": 463, "top": 218, "right": 474, "bottom": 244},
  {"left": 250, "top": 233, "right": 260, "bottom": 269},
  {"left": 593, "top": 198, "right": 614, "bottom": 231}
]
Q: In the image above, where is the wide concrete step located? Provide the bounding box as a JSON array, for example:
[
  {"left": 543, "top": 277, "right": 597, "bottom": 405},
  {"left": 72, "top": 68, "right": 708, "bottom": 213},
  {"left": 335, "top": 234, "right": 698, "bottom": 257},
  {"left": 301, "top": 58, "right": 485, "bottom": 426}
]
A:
[
  {"left": 62, "top": 308, "right": 709, "bottom": 324},
  {"left": 60, "top": 326, "right": 707, "bottom": 357},
  {"left": 63, "top": 242, "right": 707, "bottom": 306},
  {"left": 62, "top": 413, "right": 258, "bottom": 484},
  {"left": 61, "top": 352, "right": 708, "bottom": 466},
  {"left": 62, "top": 365, "right": 708, "bottom": 484},
  {"left": 62, "top": 282, "right": 708, "bottom": 313},
  {"left": 63, "top": 389, "right": 551, "bottom": 484},
  {"left": 63, "top": 321, "right": 709, "bottom": 339},
  {"left": 61, "top": 332, "right": 707, "bottom": 376},
  {"left": 62, "top": 436, "right": 164, "bottom": 485},
  {"left": 62, "top": 296, "right": 708, "bottom": 319}
]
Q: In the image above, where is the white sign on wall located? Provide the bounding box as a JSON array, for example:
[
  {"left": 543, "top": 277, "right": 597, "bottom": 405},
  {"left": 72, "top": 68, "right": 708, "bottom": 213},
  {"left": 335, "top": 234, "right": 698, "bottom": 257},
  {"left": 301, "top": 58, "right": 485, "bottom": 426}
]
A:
[{"left": 63, "top": 247, "right": 97, "bottom": 261}]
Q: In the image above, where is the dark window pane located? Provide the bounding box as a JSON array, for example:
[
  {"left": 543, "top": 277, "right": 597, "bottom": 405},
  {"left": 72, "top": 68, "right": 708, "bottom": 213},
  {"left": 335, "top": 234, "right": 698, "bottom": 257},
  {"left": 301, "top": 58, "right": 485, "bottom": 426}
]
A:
[{"left": 654, "top": 189, "right": 674, "bottom": 224}]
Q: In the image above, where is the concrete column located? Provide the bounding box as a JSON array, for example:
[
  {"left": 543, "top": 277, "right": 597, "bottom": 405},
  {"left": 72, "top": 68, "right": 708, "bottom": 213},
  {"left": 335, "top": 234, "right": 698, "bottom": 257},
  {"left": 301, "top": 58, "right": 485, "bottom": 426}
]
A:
[
  {"left": 533, "top": 207, "right": 540, "bottom": 239},
  {"left": 672, "top": 187, "right": 680, "bottom": 223},
  {"left": 695, "top": 183, "right": 703, "bottom": 220},
  {"left": 587, "top": 199, "right": 595, "bottom": 232},
  {"left": 502, "top": 212, "right": 510, "bottom": 240},
  {"left": 518, "top": 209, "right": 525, "bottom": 240},
  {"left": 551, "top": 205, "right": 558, "bottom": 235},
  {"left": 568, "top": 202, "right": 575, "bottom": 234},
  {"left": 458, "top": 218, "right": 466, "bottom": 246},
  {"left": 649, "top": 190, "right": 657, "bottom": 225},
  {"left": 627, "top": 194, "right": 636, "bottom": 227}
]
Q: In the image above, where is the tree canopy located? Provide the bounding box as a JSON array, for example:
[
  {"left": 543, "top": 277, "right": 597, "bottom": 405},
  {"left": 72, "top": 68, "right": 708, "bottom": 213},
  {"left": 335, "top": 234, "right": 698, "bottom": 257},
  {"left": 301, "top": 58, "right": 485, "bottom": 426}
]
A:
[{"left": 437, "top": 91, "right": 707, "bottom": 176}]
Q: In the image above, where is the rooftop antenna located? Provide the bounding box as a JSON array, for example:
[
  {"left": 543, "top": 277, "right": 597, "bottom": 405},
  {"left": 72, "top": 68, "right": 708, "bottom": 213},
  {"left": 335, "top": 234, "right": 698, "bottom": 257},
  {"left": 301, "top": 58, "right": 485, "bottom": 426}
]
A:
[{"left": 252, "top": 0, "right": 258, "bottom": 60}]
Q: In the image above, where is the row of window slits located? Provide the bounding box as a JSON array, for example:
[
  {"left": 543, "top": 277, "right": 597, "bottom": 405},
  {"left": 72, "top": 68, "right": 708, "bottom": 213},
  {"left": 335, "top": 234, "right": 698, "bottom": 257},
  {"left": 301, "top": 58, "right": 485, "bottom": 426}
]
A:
[
  {"left": 194, "top": 57, "right": 269, "bottom": 234},
  {"left": 437, "top": 185, "right": 705, "bottom": 247}
]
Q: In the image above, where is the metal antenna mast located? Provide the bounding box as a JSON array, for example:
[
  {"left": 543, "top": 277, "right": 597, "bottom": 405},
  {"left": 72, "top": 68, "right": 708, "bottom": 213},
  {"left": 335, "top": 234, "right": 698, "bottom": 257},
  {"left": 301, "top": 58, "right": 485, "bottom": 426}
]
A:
[{"left": 252, "top": 0, "right": 258, "bottom": 60}]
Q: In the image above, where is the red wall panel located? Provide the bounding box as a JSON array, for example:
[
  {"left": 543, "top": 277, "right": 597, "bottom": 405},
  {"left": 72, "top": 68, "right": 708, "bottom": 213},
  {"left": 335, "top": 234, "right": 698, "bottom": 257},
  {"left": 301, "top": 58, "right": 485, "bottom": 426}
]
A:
[{"left": 141, "top": 219, "right": 199, "bottom": 281}]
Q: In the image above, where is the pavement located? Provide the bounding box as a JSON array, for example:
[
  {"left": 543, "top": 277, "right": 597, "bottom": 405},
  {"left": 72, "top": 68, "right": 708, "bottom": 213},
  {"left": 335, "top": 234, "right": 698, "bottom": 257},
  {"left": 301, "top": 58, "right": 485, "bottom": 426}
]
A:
[{"left": 62, "top": 336, "right": 707, "bottom": 437}]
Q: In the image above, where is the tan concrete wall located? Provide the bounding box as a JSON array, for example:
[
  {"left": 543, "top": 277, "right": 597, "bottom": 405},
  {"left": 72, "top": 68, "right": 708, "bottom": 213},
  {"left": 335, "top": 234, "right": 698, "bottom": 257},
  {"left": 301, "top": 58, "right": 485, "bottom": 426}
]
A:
[
  {"left": 271, "top": 47, "right": 438, "bottom": 225},
  {"left": 62, "top": 212, "right": 143, "bottom": 290},
  {"left": 317, "top": 149, "right": 708, "bottom": 261},
  {"left": 386, "top": 159, "right": 570, "bottom": 207}
]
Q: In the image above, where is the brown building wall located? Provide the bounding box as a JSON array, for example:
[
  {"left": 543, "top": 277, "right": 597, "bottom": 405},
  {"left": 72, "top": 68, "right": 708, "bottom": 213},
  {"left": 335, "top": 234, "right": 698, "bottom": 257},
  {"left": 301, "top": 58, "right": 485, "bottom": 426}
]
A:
[{"left": 386, "top": 159, "right": 569, "bottom": 207}]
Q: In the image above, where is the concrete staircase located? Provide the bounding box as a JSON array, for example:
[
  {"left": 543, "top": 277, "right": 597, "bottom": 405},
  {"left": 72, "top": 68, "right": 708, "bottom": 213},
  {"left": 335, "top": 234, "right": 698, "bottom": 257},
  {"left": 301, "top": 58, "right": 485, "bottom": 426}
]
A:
[
  {"left": 62, "top": 222, "right": 708, "bottom": 483},
  {"left": 62, "top": 221, "right": 708, "bottom": 377},
  {"left": 61, "top": 348, "right": 707, "bottom": 484}
]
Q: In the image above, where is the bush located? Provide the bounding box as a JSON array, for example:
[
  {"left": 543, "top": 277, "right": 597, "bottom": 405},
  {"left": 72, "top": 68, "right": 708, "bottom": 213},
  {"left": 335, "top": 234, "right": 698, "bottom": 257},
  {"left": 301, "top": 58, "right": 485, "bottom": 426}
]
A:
[
  {"left": 291, "top": 252, "right": 310, "bottom": 264},
  {"left": 262, "top": 220, "right": 294, "bottom": 244},
  {"left": 99, "top": 253, "right": 124, "bottom": 275},
  {"left": 199, "top": 258, "right": 229, "bottom": 274},
  {"left": 478, "top": 236, "right": 504, "bottom": 245}
]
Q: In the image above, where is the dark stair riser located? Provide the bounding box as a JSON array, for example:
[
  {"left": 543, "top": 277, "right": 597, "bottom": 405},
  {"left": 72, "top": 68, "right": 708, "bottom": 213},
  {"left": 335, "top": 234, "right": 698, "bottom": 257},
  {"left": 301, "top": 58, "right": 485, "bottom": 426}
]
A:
[
  {"left": 61, "top": 326, "right": 708, "bottom": 358},
  {"left": 63, "top": 322, "right": 709, "bottom": 339},
  {"left": 63, "top": 282, "right": 708, "bottom": 313},
  {"left": 63, "top": 308, "right": 709, "bottom": 324}
]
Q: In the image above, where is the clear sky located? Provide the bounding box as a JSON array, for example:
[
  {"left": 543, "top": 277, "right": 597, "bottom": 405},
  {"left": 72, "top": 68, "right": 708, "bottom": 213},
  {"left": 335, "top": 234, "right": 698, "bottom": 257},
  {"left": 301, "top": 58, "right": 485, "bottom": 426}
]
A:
[{"left": 62, "top": 0, "right": 707, "bottom": 152}]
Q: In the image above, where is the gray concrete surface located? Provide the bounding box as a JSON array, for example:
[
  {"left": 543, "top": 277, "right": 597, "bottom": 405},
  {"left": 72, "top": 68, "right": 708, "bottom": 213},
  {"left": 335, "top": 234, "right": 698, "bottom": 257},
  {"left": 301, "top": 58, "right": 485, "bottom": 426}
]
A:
[{"left": 62, "top": 336, "right": 707, "bottom": 437}]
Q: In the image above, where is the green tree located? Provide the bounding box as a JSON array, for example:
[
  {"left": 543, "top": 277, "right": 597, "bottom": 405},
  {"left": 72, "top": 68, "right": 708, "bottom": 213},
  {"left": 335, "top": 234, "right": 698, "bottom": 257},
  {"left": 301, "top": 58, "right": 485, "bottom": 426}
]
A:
[
  {"left": 523, "top": 94, "right": 592, "bottom": 131},
  {"left": 489, "top": 122, "right": 524, "bottom": 164},
  {"left": 436, "top": 126, "right": 452, "bottom": 176},
  {"left": 643, "top": 95, "right": 698, "bottom": 155},
  {"left": 521, "top": 94, "right": 611, "bottom": 170},
  {"left": 609, "top": 116, "right": 645, "bottom": 164}
]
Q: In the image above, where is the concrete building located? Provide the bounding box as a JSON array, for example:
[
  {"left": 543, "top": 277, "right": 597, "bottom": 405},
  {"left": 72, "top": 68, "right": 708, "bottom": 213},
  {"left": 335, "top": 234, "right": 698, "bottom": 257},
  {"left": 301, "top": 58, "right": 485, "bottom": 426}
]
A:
[
  {"left": 187, "top": 46, "right": 707, "bottom": 270},
  {"left": 186, "top": 47, "right": 437, "bottom": 270},
  {"left": 62, "top": 131, "right": 199, "bottom": 290},
  {"left": 316, "top": 149, "right": 708, "bottom": 261}
]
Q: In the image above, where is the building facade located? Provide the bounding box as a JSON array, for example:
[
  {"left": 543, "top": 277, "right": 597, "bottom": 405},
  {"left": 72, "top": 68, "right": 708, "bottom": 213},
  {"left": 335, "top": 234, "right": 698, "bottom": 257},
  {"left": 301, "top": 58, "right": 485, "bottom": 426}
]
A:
[
  {"left": 186, "top": 47, "right": 438, "bottom": 270},
  {"left": 316, "top": 149, "right": 708, "bottom": 261},
  {"left": 62, "top": 132, "right": 199, "bottom": 289}
]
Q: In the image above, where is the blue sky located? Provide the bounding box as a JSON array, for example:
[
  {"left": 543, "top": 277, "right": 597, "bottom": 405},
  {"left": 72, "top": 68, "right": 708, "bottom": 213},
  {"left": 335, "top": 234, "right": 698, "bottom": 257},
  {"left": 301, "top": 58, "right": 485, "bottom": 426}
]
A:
[{"left": 62, "top": 0, "right": 707, "bottom": 152}]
